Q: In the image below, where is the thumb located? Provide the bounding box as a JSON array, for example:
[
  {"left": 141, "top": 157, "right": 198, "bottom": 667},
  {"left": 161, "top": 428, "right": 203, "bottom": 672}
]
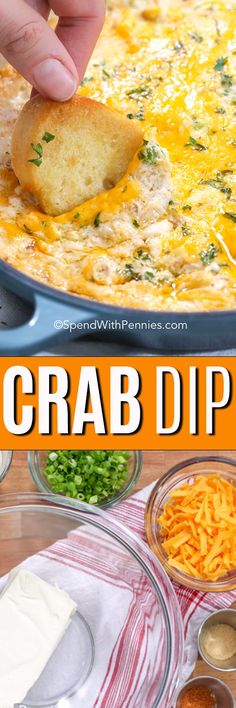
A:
[{"left": 0, "top": 0, "right": 78, "bottom": 100}]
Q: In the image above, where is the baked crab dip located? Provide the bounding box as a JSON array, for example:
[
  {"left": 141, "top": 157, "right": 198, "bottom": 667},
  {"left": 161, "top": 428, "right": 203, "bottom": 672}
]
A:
[{"left": 0, "top": 0, "right": 236, "bottom": 312}]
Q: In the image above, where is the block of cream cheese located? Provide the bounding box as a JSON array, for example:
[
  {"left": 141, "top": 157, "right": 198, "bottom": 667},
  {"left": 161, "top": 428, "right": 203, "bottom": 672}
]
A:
[{"left": 0, "top": 568, "right": 77, "bottom": 703}]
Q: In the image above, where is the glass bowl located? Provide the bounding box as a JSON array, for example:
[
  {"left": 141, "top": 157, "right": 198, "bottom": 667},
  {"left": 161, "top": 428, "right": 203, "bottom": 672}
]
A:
[
  {"left": 28, "top": 450, "right": 142, "bottom": 508},
  {"left": 145, "top": 456, "right": 236, "bottom": 593},
  {"left": 0, "top": 493, "right": 183, "bottom": 708},
  {"left": 0, "top": 451, "right": 13, "bottom": 482}
]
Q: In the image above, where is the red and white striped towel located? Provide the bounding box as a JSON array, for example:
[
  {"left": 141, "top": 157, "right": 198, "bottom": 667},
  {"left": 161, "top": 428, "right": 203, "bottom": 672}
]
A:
[
  {"left": 110, "top": 484, "right": 236, "bottom": 688},
  {"left": 5, "top": 484, "right": 236, "bottom": 708}
]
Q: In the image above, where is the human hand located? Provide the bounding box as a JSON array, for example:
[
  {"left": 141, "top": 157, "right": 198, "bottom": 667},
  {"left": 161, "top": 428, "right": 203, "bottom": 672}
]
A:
[{"left": 0, "top": 0, "right": 105, "bottom": 100}]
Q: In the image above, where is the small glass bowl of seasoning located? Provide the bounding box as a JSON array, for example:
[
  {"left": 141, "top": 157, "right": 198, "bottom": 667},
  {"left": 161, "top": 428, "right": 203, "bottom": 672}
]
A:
[
  {"left": 198, "top": 609, "right": 236, "bottom": 672},
  {"left": 175, "top": 675, "right": 234, "bottom": 708},
  {"left": 0, "top": 451, "right": 13, "bottom": 482}
]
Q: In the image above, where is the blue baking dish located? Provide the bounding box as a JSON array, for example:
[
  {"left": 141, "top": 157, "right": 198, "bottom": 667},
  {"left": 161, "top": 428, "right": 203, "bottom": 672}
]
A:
[{"left": 0, "top": 258, "right": 236, "bottom": 354}]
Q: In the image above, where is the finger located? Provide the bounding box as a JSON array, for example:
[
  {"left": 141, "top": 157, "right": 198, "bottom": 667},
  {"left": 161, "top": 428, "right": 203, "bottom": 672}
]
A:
[
  {"left": 0, "top": 0, "right": 79, "bottom": 100},
  {"left": 26, "top": 0, "right": 51, "bottom": 97},
  {"left": 26, "top": 0, "right": 50, "bottom": 97},
  {"left": 25, "top": 0, "right": 49, "bottom": 17},
  {"left": 50, "top": 0, "right": 105, "bottom": 79}
]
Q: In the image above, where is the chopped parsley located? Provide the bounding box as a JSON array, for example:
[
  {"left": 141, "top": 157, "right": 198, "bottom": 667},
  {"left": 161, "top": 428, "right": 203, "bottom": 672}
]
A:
[
  {"left": 221, "top": 74, "right": 233, "bottom": 92},
  {"left": 145, "top": 270, "right": 154, "bottom": 281},
  {"left": 188, "top": 32, "right": 203, "bottom": 43},
  {"left": 136, "top": 249, "right": 150, "bottom": 261},
  {"left": 28, "top": 157, "right": 42, "bottom": 167},
  {"left": 214, "top": 56, "right": 228, "bottom": 71},
  {"left": 94, "top": 212, "right": 102, "bottom": 228},
  {"left": 127, "top": 106, "right": 145, "bottom": 121},
  {"left": 192, "top": 118, "right": 204, "bottom": 130},
  {"left": 200, "top": 243, "right": 220, "bottom": 263},
  {"left": 28, "top": 133, "right": 55, "bottom": 166},
  {"left": 215, "top": 19, "right": 221, "bottom": 38},
  {"left": 214, "top": 58, "right": 233, "bottom": 94},
  {"left": 185, "top": 136, "right": 208, "bottom": 151},
  {"left": 182, "top": 224, "right": 190, "bottom": 236},
  {"left": 102, "top": 68, "right": 111, "bottom": 80},
  {"left": 183, "top": 204, "right": 192, "bottom": 211},
  {"left": 224, "top": 212, "right": 236, "bottom": 224},
  {"left": 73, "top": 213, "right": 80, "bottom": 219},
  {"left": 42, "top": 132, "right": 55, "bottom": 143},
  {"left": 122, "top": 258, "right": 154, "bottom": 281},
  {"left": 80, "top": 76, "right": 93, "bottom": 86},
  {"left": 138, "top": 141, "right": 159, "bottom": 164},
  {"left": 126, "top": 86, "right": 152, "bottom": 101},
  {"left": 31, "top": 143, "right": 43, "bottom": 158},
  {"left": 200, "top": 177, "right": 232, "bottom": 199},
  {"left": 133, "top": 219, "right": 140, "bottom": 228},
  {"left": 174, "top": 40, "right": 185, "bottom": 52},
  {"left": 123, "top": 263, "right": 142, "bottom": 281}
]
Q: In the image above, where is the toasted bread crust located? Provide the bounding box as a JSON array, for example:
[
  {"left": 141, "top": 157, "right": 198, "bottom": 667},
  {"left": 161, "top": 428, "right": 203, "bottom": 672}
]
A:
[{"left": 11, "top": 95, "right": 143, "bottom": 216}]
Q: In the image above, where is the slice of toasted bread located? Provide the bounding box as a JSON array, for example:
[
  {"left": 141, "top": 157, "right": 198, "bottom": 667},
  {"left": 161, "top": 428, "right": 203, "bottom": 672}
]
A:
[{"left": 11, "top": 95, "right": 143, "bottom": 216}]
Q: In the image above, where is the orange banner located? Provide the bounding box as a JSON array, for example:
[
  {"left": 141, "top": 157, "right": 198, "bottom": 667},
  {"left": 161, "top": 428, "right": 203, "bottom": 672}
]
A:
[{"left": 0, "top": 357, "right": 235, "bottom": 449}]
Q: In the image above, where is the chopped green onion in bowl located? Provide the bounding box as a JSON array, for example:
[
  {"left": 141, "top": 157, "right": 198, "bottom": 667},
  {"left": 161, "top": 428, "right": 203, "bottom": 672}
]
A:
[{"left": 44, "top": 450, "right": 131, "bottom": 505}]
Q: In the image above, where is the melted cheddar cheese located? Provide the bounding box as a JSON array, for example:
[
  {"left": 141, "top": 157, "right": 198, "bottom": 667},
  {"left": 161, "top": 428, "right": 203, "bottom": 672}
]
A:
[{"left": 0, "top": 0, "right": 236, "bottom": 311}]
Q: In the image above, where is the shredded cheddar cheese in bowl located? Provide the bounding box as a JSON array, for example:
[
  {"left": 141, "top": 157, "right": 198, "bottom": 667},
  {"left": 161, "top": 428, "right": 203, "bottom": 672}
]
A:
[
  {"left": 157, "top": 475, "right": 236, "bottom": 582},
  {"left": 0, "top": 0, "right": 236, "bottom": 311}
]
